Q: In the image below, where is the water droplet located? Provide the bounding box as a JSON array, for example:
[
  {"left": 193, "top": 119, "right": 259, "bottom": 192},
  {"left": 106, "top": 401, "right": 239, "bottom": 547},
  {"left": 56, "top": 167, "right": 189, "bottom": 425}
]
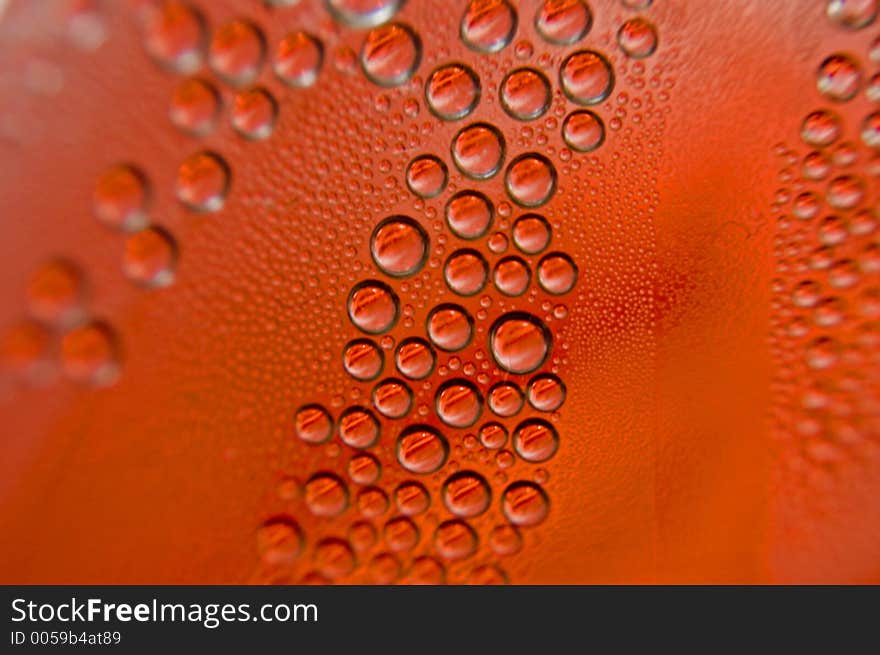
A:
[
  {"left": 1, "top": 321, "right": 53, "bottom": 384},
  {"left": 562, "top": 109, "right": 605, "bottom": 152},
  {"left": 370, "top": 216, "right": 429, "bottom": 278},
  {"left": 141, "top": 1, "right": 206, "bottom": 74},
  {"left": 479, "top": 421, "right": 509, "bottom": 449},
  {"left": 527, "top": 373, "right": 566, "bottom": 411},
  {"left": 27, "top": 259, "right": 86, "bottom": 328},
  {"left": 395, "top": 480, "right": 430, "bottom": 515},
  {"left": 372, "top": 377, "right": 413, "bottom": 418},
  {"left": 295, "top": 404, "right": 334, "bottom": 445},
  {"left": 231, "top": 87, "right": 277, "bottom": 140},
  {"left": 169, "top": 77, "right": 221, "bottom": 136},
  {"left": 93, "top": 164, "right": 150, "bottom": 232},
  {"left": 801, "top": 109, "right": 841, "bottom": 147},
  {"left": 60, "top": 320, "right": 121, "bottom": 387},
  {"left": 339, "top": 406, "right": 381, "bottom": 449},
  {"left": 396, "top": 424, "right": 449, "bottom": 473},
  {"left": 489, "top": 312, "right": 551, "bottom": 374},
  {"left": 512, "top": 214, "right": 552, "bottom": 254},
  {"left": 505, "top": 153, "right": 557, "bottom": 207},
  {"left": 425, "top": 63, "right": 481, "bottom": 120},
  {"left": 512, "top": 417, "right": 559, "bottom": 462},
  {"left": 803, "top": 150, "right": 832, "bottom": 180},
  {"left": 489, "top": 523, "right": 522, "bottom": 555},
  {"left": 274, "top": 31, "right": 324, "bottom": 87},
  {"left": 451, "top": 122, "right": 505, "bottom": 179},
  {"left": 405, "top": 155, "right": 448, "bottom": 198},
  {"left": 368, "top": 552, "right": 401, "bottom": 583},
  {"left": 445, "top": 190, "right": 493, "bottom": 239},
  {"left": 360, "top": 22, "right": 422, "bottom": 87},
  {"left": 534, "top": 0, "right": 592, "bottom": 45},
  {"left": 436, "top": 378, "right": 483, "bottom": 428},
  {"left": 395, "top": 337, "right": 436, "bottom": 380},
  {"left": 434, "top": 519, "right": 477, "bottom": 560},
  {"left": 444, "top": 249, "right": 489, "bottom": 296},
  {"left": 348, "top": 452, "right": 382, "bottom": 484},
  {"left": 403, "top": 555, "right": 445, "bottom": 584},
  {"left": 827, "top": 174, "right": 864, "bottom": 209},
  {"left": 488, "top": 381, "right": 524, "bottom": 417},
  {"left": 122, "top": 226, "right": 178, "bottom": 288},
  {"left": 313, "top": 537, "right": 356, "bottom": 579},
  {"left": 493, "top": 256, "right": 531, "bottom": 296},
  {"left": 500, "top": 67, "right": 551, "bottom": 120},
  {"left": 305, "top": 472, "right": 350, "bottom": 517},
  {"left": 460, "top": 0, "right": 518, "bottom": 53},
  {"left": 488, "top": 232, "right": 509, "bottom": 253},
  {"left": 326, "top": 0, "right": 404, "bottom": 28},
  {"left": 805, "top": 336, "right": 839, "bottom": 370},
  {"left": 817, "top": 53, "right": 862, "bottom": 101},
  {"left": 358, "top": 486, "right": 389, "bottom": 518},
  {"left": 257, "top": 516, "right": 303, "bottom": 565},
  {"left": 208, "top": 19, "right": 266, "bottom": 86},
  {"left": 502, "top": 480, "right": 549, "bottom": 526},
  {"left": 442, "top": 470, "right": 491, "bottom": 517},
  {"left": 617, "top": 17, "right": 657, "bottom": 59},
  {"left": 623, "top": 0, "right": 653, "bottom": 8},
  {"left": 559, "top": 50, "right": 614, "bottom": 105},
  {"left": 826, "top": 0, "right": 878, "bottom": 30},
  {"left": 176, "top": 151, "right": 230, "bottom": 212},
  {"left": 384, "top": 516, "right": 420, "bottom": 551},
  {"left": 343, "top": 338, "right": 384, "bottom": 381},
  {"left": 348, "top": 280, "right": 399, "bottom": 334},
  {"left": 537, "top": 252, "right": 578, "bottom": 294},
  {"left": 427, "top": 304, "right": 474, "bottom": 351}
]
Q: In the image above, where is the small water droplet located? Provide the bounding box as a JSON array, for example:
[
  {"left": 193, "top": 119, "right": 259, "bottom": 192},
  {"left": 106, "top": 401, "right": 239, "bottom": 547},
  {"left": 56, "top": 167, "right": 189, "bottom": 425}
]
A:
[
  {"left": 93, "top": 164, "right": 150, "bottom": 232},
  {"left": 122, "top": 226, "right": 178, "bottom": 288},
  {"left": 208, "top": 19, "right": 266, "bottom": 86},
  {"left": 176, "top": 151, "right": 231, "bottom": 212},
  {"left": 305, "top": 472, "right": 350, "bottom": 517}
]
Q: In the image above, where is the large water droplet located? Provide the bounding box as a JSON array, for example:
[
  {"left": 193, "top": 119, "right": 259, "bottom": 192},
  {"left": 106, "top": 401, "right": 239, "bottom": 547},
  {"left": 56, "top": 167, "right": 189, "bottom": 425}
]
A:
[
  {"left": 425, "top": 63, "right": 481, "bottom": 120},
  {"left": 295, "top": 404, "right": 334, "bottom": 444},
  {"left": 500, "top": 67, "right": 551, "bottom": 120},
  {"left": 347, "top": 280, "right": 399, "bottom": 334},
  {"left": 489, "top": 312, "right": 551, "bottom": 374},
  {"left": 141, "top": 1, "right": 206, "bottom": 74},
  {"left": 512, "top": 213, "right": 552, "bottom": 254},
  {"left": 537, "top": 252, "right": 578, "bottom": 294},
  {"left": 451, "top": 122, "right": 505, "bottom": 179},
  {"left": 512, "top": 417, "right": 559, "bottom": 462},
  {"left": 436, "top": 378, "right": 483, "bottom": 428},
  {"left": 27, "top": 259, "right": 87, "bottom": 328},
  {"left": 562, "top": 109, "right": 605, "bottom": 152},
  {"left": 169, "top": 77, "right": 221, "bottom": 136},
  {"left": 344, "top": 338, "right": 384, "bottom": 381},
  {"left": 395, "top": 480, "right": 430, "bottom": 515},
  {"left": 372, "top": 377, "right": 413, "bottom": 418},
  {"left": 559, "top": 49, "right": 614, "bottom": 105},
  {"left": 360, "top": 22, "right": 422, "bottom": 87},
  {"left": 444, "top": 249, "right": 489, "bottom": 296},
  {"left": 493, "top": 256, "right": 531, "bottom": 296},
  {"left": 370, "top": 216, "right": 429, "bottom": 278},
  {"left": 487, "top": 381, "right": 524, "bottom": 417},
  {"left": 274, "top": 31, "right": 324, "bottom": 87},
  {"left": 231, "top": 87, "right": 278, "bottom": 140},
  {"left": 349, "top": 452, "right": 382, "bottom": 485},
  {"left": 176, "top": 151, "right": 230, "bottom": 212},
  {"left": 501, "top": 480, "right": 549, "bottom": 526},
  {"left": 505, "top": 153, "right": 557, "bottom": 207},
  {"left": 442, "top": 470, "right": 491, "bottom": 517},
  {"left": 801, "top": 109, "right": 841, "bottom": 147},
  {"left": 434, "top": 519, "right": 477, "bottom": 560},
  {"left": 339, "top": 406, "right": 381, "bottom": 449},
  {"left": 826, "top": 0, "right": 878, "bottom": 30},
  {"left": 313, "top": 537, "right": 356, "bottom": 579},
  {"left": 817, "top": 53, "right": 862, "bottom": 101},
  {"left": 445, "top": 190, "right": 493, "bottom": 239},
  {"left": 527, "top": 373, "right": 566, "bottom": 411},
  {"left": 305, "top": 472, "right": 350, "bottom": 517},
  {"left": 427, "top": 304, "right": 474, "bottom": 352},
  {"left": 93, "top": 164, "right": 150, "bottom": 232},
  {"left": 257, "top": 516, "right": 303, "bottom": 565},
  {"left": 460, "top": 0, "right": 518, "bottom": 53},
  {"left": 396, "top": 425, "right": 449, "bottom": 474},
  {"left": 405, "top": 155, "right": 448, "bottom": 198},
  {"left": 395, "top": 337, "right": 436, "bottom": 380},
  {"left": 208, "top": 19, "right": 266, "bottom": 86},
  {"left": 617, "top": 17, "right": 657, "bottom": 59},
  {"left": 534, "top": 0, "right": 592, "bottom": 45},
  {"left": 122, "top": 226, "right": 178, "bottom": 288}
]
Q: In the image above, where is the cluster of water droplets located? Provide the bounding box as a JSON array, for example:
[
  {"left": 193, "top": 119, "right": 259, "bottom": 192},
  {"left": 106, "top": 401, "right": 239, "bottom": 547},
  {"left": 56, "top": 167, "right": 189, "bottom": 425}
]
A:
[{"left": 770, "top": 1, "right": 880, "bottom": 478}]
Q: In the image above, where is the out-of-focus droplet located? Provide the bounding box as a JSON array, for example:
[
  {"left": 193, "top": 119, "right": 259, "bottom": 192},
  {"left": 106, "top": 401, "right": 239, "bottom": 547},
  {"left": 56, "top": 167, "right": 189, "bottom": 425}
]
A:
[
  {"left": 348, "top": 453, "right": 382, "bottom": 485},
  {"left": 313, "top": 537, "right": 356, "bottom": 578},
  {"left": 360, "top": 22, "right": 422, "bottom": 87},
  {"left": 434, "top": 519, "right": 478, "bottom": 560},
  {"left": 208, "top": 19, "right": 266, "bottom": 86},
  {"left": 425, "top": 63, "right": 481, "bottom": 120},
  {"left": 801, "top": 109, "right": 842, "bottom": 147},
  {"left": 257, "top": 516, "right": 303, "bottom": 565},
  {"left": 304, "top": 473, "right": 350, "bottom": 517},
  {"left": 274, "top": 31, "right": 324, "bottom": 88},
  {"left": 60, "top": 320, "right": 121, "bottom": 387},
  {"left": 489, "top": 523, "right": 522, "bottom": 555},
  {"left": 427, "top": 304, "right": 474, "bottom": 352},
  {"left": 27, "top": 259, "right": 87, "bottom": 328},
  {"left": 142, "top": 1, "right": 206, "bottom": 74},
  {"left": 460, "top": 0, "right": 518, "bottom": 53},
  {"left": 122, "top": 226, "right": 178, "bottom": 289},
  {"left": 397, "top": 424, "right": 449, "bottom": 474},
  {"left": 231, "top": 87, "right": 278, "bottom": 140},
  {"left": 395, "top": 480, "right": 430, "bottom": 515},
  {"left": 617, "top": 17, "right": 658, "bottom": 59},
  {"left": 451, "top": 122, "right": 506, "bottom": 179},
  {"left": 93, "top": 164, "right": 150, "bottom": 232},
  {"left": 826, "top": 0, "right": 878, "bottom": 30},
  {"left": 176, "top": 151, "right": 231, "bottom": 212},
  {"left": 169, "top": 78, "right": 221, "bottom": 136},
  {"left": 490, "top": 312, "right": 551, "bottom": 374},
  {"left": 817, "top": 53, "right": 862, "bottom": 101},
  {"left": 0, "top": 321, "right": 54, "bottom": 384},
  {"left": 384, "top": 516, "right": 420, "bottom": 551}
]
